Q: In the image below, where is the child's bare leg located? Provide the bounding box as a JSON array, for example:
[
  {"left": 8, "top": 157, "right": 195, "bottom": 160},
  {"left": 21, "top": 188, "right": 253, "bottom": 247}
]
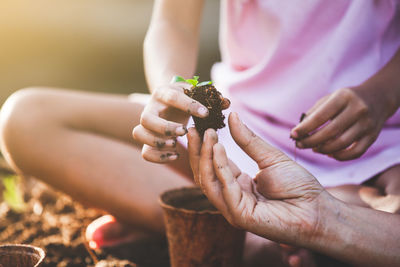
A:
[
  {"left": 0, "top": 88, "right": 192, "bottom": 233},
  {"left": 326, "top": 164, "right": 400, "bottom": 213},
  {"left": 359, "top": 165, "right": 400, "bottom": 213}
]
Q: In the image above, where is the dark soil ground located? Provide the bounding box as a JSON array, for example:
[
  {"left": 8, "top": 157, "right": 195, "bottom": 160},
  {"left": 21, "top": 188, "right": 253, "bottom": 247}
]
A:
[
  {"left": 0, "top": 161, "right": 170, "bottom": 267},
  {"left": 0, "top": 158, "right": 351, "bottom": 267}
]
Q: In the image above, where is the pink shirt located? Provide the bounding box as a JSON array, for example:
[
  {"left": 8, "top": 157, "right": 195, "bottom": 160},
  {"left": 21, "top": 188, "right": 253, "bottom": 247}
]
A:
[{"left": 211, "top": 0, "right": 400, "bottom": 186}]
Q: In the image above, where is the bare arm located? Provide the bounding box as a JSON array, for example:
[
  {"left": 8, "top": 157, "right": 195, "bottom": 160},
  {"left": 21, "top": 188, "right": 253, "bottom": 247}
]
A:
[
  {"left": 134, "top": 0, "right": 208, "bottom": 163},
  {"left": 144, "top": 0, "right": 205, "bottom": 91},
  {"left": 315, "top": 198, "right": 400, "bottom": 266}
]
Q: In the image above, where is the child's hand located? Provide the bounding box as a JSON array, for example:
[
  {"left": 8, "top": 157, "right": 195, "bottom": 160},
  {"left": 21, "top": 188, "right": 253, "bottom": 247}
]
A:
[
  {"left": 291, "top": 86, "right": 392, "bottom": 161},
  {"left": 188, "top": 112, "right": 328, "bottom": 246},
  {"left": 132, "top": 82, "right": 209, "bottom": 163}
]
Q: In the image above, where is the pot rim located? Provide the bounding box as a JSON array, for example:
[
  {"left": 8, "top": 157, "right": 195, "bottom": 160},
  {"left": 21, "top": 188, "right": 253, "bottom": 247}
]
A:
[
  {"left": 159, "top": 186, "right": 221, "bottom": 215},
  {"left": 0, "top": 244, "right": 45, "bottom": 267}
]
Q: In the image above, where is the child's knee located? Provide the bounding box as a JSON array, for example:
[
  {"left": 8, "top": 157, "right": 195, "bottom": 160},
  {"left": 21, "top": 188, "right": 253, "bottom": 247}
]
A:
[
  {"left": 376, "top": 165, "right": 400, "bottom": 195},
  {"left": 2, "top": 87, "right": 48, "bottom": 129},
  {"left": 0, "top": 87, "right": 51, "bottom": 162},
  {"left": 360, "top": 166, "right": 400, "bottom": 214}
]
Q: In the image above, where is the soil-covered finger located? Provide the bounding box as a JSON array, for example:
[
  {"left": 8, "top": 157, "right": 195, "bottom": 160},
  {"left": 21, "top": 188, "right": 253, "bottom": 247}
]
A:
[
  {"left": 153, "top": 85, "right": 209, "bottom": 118},
  {"left": 140, "top": 112, "right": 187, "bottom": 136},
  {"left": 141, "top": 145, "right": 179, "bottom": 163},
  {"left": 133, "top": 125, "right": 177, "bottom": 148}
]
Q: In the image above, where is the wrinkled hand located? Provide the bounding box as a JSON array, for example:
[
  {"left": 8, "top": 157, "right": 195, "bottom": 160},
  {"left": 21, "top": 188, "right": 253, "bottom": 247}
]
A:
[
  {"left": 133, "top": 82, "right": 209, "bottom": 163},
  {"left": 188, "top": 112, "right": 328, "bottom": 246},
  {"left": 291, "top": 86, "right": 391, "bottom": 161}
]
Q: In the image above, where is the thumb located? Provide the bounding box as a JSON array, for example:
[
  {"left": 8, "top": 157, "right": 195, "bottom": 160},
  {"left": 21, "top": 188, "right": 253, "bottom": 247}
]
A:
[{"left": 228, "top": 112, "right": 290, "bottom": 169}]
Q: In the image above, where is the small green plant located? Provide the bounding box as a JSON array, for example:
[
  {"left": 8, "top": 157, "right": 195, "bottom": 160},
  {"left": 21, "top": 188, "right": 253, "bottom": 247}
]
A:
[
  {"left": 171, "top": 75, "right": 212, "bottom": 87},
  {"left": 2, "top": 175, "right": 26, "bottom": 212}
]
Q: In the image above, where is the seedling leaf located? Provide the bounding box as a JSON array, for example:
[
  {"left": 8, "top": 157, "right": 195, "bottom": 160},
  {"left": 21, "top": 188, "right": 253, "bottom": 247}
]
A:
[
  {"left": 185, "top": 79, "right": 199, "bottom": 87},
  {"left": 171, "top": 76, "right": 186, "bottom": 83},
  {"left": 2, "top": 175, "right": 26, "bottom": 212},
  {"left": 171, "top": 75, "right": 211, "bottom": 88},
  {"left": 197, "top": 81, "right": 213, "bottom": 86}
]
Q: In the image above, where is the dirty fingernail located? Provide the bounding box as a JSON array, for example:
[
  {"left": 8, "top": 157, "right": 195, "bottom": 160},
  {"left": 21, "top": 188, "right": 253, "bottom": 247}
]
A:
[
  {"left": 161, "top": 153, "right": 179, "bottom": 161},
  {"left": 169, "top": 153, "right": 179, "bottom": 160},
  {"left": 155, "top": 140, "right": 165, "bottom": 149},
  {"left": 176, "top": 126, "right": 188, "bottom": 135},
  {"left": 165, "top": 139, "right": 176, "bottom": 147},
  {"left": 198, "top": 106, "right": 209, "bottom": 117}
]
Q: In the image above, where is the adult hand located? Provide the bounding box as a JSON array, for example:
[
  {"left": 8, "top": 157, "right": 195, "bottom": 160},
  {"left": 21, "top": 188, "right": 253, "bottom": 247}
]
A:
[
  {"left": 133, "top": 81, "right": 209, "bottom": 163},
  {"left": 291, "top": 86, "right": 392, "bottom": 161},
  {"left": 188, "top": 112, "right": 330, "bottom": 246}
]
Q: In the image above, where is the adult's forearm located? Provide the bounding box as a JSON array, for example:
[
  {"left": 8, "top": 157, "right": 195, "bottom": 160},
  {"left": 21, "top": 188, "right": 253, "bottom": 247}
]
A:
[
  {"left": 313, "top": 194, "right": 400, "bottom": 266},
  {"left": 143, "top": 0, "right": 204, "bottom": 92}
]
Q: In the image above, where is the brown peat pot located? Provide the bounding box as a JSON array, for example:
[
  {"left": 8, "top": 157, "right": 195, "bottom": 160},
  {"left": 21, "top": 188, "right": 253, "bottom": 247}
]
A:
[
  {"left": 0, "top": 244, "right": 45, "bottom": 267},
  {"left": 159, "top": 187, "right": 245, "bottom": 267}
]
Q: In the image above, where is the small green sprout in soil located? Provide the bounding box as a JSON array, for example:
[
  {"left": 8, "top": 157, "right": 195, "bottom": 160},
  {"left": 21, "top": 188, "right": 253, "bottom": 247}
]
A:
[{"left": 172, "top": 76, "right": 230, "bottom": 137}]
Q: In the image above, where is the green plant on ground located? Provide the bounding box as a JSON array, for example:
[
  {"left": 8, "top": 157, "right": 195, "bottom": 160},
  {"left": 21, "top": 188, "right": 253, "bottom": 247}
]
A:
[{"left": 2, "top": 175, "right": 26, "bottom": 212}]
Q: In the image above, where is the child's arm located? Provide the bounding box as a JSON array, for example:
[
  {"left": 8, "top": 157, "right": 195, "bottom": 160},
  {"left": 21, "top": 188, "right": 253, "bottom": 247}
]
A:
[
  {"left": 291, "top": 47, "right": 400, "bottom": 161},
  {"left": 188, "top": 112, "right": 400, "bottom": 266},
  {"left": 133, "top": 0, "right": 209, "bottom": 163},
  {"left": 144, "top": 0, "right": 204, "bottom": 91}
]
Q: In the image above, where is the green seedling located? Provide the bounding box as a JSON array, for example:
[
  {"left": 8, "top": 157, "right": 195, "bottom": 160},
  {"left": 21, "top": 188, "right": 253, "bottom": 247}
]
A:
[
  {"left": 171, "top": 75, "right": 213, "bottom": 87},
  {"left": 2, "top": 175, "right": 26, "bottom": 212}
]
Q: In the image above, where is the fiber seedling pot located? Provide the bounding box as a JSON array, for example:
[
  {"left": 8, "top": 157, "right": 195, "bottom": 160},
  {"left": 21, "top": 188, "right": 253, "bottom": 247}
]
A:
[
  {"left": 159, "top": 187, "right": 245, "bottom": 267},
  {"left": 0, "top": 244, "right": 45, "bottom": 267}
]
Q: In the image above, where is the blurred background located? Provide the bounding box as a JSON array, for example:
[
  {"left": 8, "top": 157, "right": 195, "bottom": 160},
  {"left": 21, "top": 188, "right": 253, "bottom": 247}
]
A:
[{"left": 0, "top": 0, "right": 220, "bottom": 105}]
